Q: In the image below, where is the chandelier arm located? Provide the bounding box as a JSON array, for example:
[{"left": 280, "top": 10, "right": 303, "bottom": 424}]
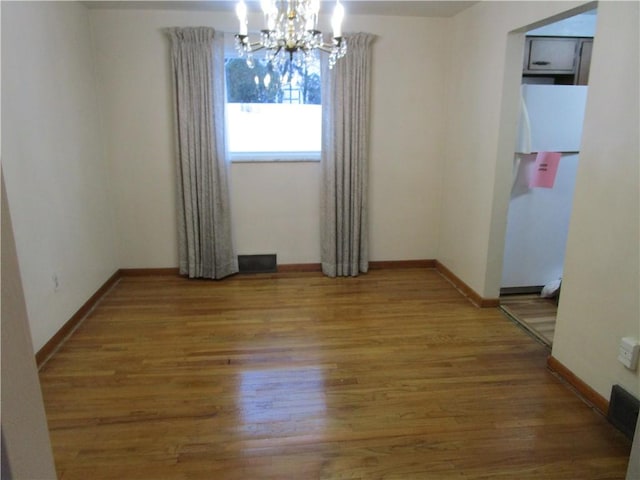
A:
[
  {"left": 236, "top": 35, "right": 266, "bottom": 53},
  {"left": 317, "top": 44, "right": 335, "bottom": 54},
  {"left": 246, "top": 43, "right": 266, "bottom": 53},
  {"left": 234, "top": 34, "right": 266, "bottom": 54},
  {"left": 318, "top": 38, "right": 345, "bottom": 54}
]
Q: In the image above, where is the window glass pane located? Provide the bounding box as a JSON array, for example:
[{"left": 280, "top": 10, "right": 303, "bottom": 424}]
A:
[
  {"left": 225, "top": 56, "right": 321, "bottom": 159},
  {"left": 227, "top": 103, "right": 321, "bottom": 155}
]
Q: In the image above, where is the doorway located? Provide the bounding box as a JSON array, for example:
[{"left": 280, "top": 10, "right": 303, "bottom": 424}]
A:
[{"left": 499, "top": 10, "right": 598, "bottom": 346}]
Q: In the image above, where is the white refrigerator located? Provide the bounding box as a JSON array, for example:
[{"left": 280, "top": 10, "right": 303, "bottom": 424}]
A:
[{"left": 501, "top": 85, "right": 588, "bottom": 290}]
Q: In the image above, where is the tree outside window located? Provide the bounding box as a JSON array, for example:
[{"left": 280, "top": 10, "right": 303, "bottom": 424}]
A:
[{"left": 225, "top": 57, "right": 321, "bottom": 105}]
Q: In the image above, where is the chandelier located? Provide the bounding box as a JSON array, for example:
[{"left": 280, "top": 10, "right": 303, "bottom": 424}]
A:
[{"left": 234, "top": 0, "right": 347, "bottom": 70}]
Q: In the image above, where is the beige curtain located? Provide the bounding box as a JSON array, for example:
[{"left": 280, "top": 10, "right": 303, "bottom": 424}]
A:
[
  {"left": 168, "top": 27, "right": 238, "bottom": 279},
  {"left": 320, "top": 33, "right": 376, "bottom": 277}
]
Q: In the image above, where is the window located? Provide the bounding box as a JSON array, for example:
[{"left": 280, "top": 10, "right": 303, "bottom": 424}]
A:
[{"left": 225, "top": 56, "right": 322, "bottom": 161}]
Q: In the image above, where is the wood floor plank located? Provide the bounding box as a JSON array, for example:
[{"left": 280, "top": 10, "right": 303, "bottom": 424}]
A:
[
  {"left": 499, "top": 294, "right": 558, "bottom": 346},
  {"left": 39, "top": 269, "right": 630, "bottom": 479}
]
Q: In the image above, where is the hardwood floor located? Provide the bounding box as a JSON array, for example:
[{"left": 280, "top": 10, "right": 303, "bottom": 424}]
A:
[
  {"left": 39, "top": 269, "right": 630, "bottom": 479},
  {"left": 500, "top": 294, "right": 558, "bottom": 346}
]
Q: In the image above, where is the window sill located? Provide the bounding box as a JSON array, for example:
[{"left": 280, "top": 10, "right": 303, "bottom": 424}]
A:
[{"left": 229, "top": 153, "right": 321, "bottom": 163}]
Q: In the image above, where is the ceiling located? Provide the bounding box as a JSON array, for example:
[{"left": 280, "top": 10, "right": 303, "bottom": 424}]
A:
[{"left": 83, "top": 0, "right": 479, "bottom": 18}]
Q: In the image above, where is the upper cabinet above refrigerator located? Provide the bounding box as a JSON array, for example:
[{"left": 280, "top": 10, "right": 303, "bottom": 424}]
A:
[
  {"left": 523, "top": 37, "right": 593, "bottom": 85},
  {"left": 522, "top": 10, "right": 596, "bottom": 85},
  {"left": 525, "top": 37, "right": 578, "bottom": 73}
]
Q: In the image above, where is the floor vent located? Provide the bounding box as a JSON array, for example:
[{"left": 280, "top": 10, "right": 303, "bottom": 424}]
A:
[
  {"left": 238, "top": 254, "right": 277, "bottom": 274},
  {"left": 608, "top": 384, "right": 639, "bottom": 440}
]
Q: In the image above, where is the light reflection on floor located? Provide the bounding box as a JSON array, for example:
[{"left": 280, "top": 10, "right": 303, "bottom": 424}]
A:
[{"left": 239, "top": 367, "right": 327, "bottom": 437}]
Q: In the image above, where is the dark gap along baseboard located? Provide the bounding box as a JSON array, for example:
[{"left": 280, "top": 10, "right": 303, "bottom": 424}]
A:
[{"left": 500, "top": 286, "right": 544, "bottom": 296}]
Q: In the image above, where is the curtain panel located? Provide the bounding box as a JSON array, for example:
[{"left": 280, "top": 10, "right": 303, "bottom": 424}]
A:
[
  {"left": 167, "top": 27, "right": 238, "bottom": 279},
  {"left": 320, "top": 32, "right": 376, "bottom": 277}
]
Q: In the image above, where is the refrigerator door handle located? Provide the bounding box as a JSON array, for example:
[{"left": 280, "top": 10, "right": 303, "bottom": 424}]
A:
[{"left": 518, "top": 93, "right": 532, "bottom": 154}]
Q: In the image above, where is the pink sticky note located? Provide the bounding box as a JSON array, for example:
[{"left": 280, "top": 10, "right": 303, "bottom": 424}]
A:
[{"left": 529, "top": 151, "right": 561, "bottom": 188}]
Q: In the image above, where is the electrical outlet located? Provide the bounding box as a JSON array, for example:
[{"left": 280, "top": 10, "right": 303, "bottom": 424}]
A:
[{"left": 618, "top": 337, "right": 639, "bottom": 371}]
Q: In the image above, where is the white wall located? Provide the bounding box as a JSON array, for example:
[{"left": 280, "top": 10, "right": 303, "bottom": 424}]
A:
[
  {"left": 552, "top": 0, "right": 639, "bottom": 400},
  {"left": 88, "top": 7, "right": 448, "bottom": 266},
  {"left": 438, "top": 0, "right": 588, "bottom": 298},
  {"left": 2, "top": 1, "right": 119, "bottom": 351},
  {"left": 440, "top": 0, "right": 638, "bottom": 400},
  {"left": 1, "top": 173, "right": 57, "bottom": 480}
]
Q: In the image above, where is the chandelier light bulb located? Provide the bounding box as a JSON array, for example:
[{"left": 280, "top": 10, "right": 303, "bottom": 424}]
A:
[
  {"left": 307, "top": 0, "right": 320, "bottom": 30},
  {"left": 260, "top": 0, "right": 275, "bottom": 29},
  {"left": 310, "top": 0, "right": 320, "bottom": 16},
  {"left": 236, "top": 0, "right": 248, "bottom": 35},
  {"left": 260, "top": 0, "right": 271, "bottom": 16},
  {"left": 332, "top": 1, "right": 344, "bottom": 38}
]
